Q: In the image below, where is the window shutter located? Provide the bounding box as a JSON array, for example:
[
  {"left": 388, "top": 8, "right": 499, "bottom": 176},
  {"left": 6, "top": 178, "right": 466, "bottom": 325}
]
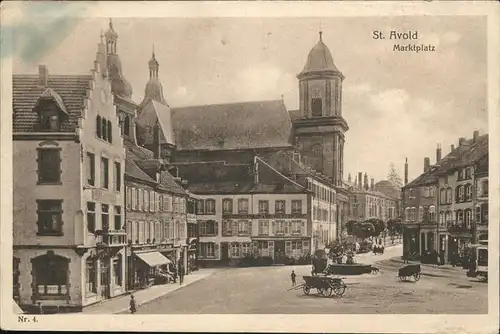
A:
[
  {"left": 107, "top": 120, "right": 112, "bottom": 143},
  {"left": 96, "top": 116, "right": 101, "bottom": 138},
  {"left": 214, "top": 243, "right": 220, "bottom": 259},
  {"left": 271, "top": 221, "right": 276, "bottom": 234},
  {"left": 214, "top": 221, "right": 219, "bottom": 236},
  {"left": 248, "top": 221, "right": 252, "bottom": 236}
]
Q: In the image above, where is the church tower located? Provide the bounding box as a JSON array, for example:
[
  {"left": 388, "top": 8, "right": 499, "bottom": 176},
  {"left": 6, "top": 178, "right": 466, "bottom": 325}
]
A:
[{"left": 293, "top": 31, "right": 349, "bottom": 186}]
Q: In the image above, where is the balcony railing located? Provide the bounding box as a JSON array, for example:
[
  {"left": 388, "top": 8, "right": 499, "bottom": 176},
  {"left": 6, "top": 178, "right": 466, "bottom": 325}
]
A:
[
  {"left": 95, "top": 229, "right": 127, "bottom": 247},
  {"left": 447, "top": 224, "right": 472, "bottom": 233}
]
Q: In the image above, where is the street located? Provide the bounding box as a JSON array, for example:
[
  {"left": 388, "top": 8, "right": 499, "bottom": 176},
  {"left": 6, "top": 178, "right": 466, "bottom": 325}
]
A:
[{"left": 131, "top": 246, "right": 488, "bottom": 314}]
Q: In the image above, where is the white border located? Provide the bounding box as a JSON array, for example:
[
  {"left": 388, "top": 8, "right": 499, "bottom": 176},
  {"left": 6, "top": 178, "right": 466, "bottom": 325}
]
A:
[{"left": 1, "top": 1, "right": 499, "bottom": 333}]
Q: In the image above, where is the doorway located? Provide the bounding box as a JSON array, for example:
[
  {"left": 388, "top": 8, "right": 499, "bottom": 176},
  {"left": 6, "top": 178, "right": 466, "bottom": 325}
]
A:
[
  {"left": 220, "top": 243, "right": 229, "bottom": 265},
  {"left": 100, "top": 262, "right": 110, "bottom": 299},
  {"left": 274, "top": 240, "right": 285, "bottom": 264}
]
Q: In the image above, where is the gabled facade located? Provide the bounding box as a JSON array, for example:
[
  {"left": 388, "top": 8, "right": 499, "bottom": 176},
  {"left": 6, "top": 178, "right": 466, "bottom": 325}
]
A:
[{"left": 13, "top": 38, "right": 126, "bottom": 312}]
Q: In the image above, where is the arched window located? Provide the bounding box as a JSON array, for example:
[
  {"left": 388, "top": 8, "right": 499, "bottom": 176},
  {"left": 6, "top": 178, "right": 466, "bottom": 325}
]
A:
[
  {"left": 418, "top": 206, "right": 424, "bottom": 222},
  {"left": 311, "top": 98, "right": 322, "bottom": 117},
  {"left": 32, "top": 252, "right": 69, "bottom": 298},
  {"left": 429, "top": 205, "right": 436, "bottom": 222},
  {"left": 439, "top": 212, "right": 445, "bottom": 226},
  {"left": 440, "top": 189, "right": 446, "bottom": 204},
  {"left": 405, "top": 207, "right": 410, "bottom": 221},
  {"left": 465, "top": 184, "right": 472, "bottom": 201},
  {"left": 457, "top": 185, "right": 464, "bottom": 202},
  {"left": 456, "top": 210, "right": 464, "bottom": 225},
  {"left": 446, "top": 188, "right": 452, "bottom": 204},
  {"left": 482, "top": 180, "right": 488, "bottom": 196},
  {"left": 464, "top": 209, "right": 472, "bottom": 229}
]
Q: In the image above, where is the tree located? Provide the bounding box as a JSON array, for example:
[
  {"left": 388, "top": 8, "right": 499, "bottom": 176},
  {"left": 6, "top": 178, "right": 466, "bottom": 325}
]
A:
[
  {"left": 387, "top": 163, "right": 403, "bottom": 188},
  {"left": 365, "top": 218, "right": 386, "bottom": 236}
]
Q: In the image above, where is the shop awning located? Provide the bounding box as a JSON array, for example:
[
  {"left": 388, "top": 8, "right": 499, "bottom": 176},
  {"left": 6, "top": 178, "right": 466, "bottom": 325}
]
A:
[
  {"left": 188, "top": 237, "right": 198, "bottom": 244},
  {"left": 135, "top": 252, "right": 171, "bottom": 267}
]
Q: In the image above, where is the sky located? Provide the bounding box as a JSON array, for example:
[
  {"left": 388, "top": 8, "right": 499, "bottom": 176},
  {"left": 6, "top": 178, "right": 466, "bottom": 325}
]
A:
[{"left": 12, "top": 15, "right": 488, "bottom": 183}]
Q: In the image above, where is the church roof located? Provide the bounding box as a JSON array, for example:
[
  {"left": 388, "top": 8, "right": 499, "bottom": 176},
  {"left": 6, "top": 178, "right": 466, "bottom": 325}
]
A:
[
  {"left": 171, "top": 100, "right": 293, "bottom": 151},
  {"left": 299, "top": 33, "right": 341, "bottom": 77},
  {"left": 136, "top": 100, "right": 175, "bottom": 146},
  {"left": 13, "top": 74, "right": 92, "bottom": 133}
]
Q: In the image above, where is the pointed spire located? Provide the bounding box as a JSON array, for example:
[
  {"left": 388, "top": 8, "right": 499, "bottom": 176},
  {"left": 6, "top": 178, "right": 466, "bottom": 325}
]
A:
[
  {"left": 319, "top": 30, "right": 323, "bottom": 42},
  {"left": 109, "top": 18, "right": 113, "bottom": 29},
  {"left": 100, "top": 30, "right": 104, "bottom": 42}
]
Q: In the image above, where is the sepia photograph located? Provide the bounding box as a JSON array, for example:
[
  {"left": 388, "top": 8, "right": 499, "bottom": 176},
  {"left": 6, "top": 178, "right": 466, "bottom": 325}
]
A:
[{"left": 1, "top": 1, "right": 499, "bottom": 333}]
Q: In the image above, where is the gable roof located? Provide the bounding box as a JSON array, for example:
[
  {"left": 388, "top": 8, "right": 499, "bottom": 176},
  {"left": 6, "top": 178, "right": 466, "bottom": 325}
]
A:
[
  {"left": 124, "top": 137, "right": 155, "bottom": 160},
  {"left": 159, "top": 170, "right": 187, "bottom": 196},
  {"left": 136, "top": 100, "right": 175, "bottom": 146},
  {"left": 125, "top": 159, "right": 156, "bottom": 183},
  {"left": 171, "top": 100, "right": 293, "bottom": 151},
  {"left": 405, "top": 134, "right": 488, "bottom": 188},
  {"left": 13, "top": 74, "right": 92, "bottom": 133},
  {"left": 374, "top": 180, "right": 401, "bottom": 200}
]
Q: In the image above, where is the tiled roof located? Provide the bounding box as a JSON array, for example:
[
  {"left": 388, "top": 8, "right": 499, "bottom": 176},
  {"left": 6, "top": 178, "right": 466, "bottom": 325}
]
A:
[
  {"left": 125, "top": 159, "right": 156, "bottom": 183},
  {"left": 159, "top": 170, "right": 187, "bottom": 196},
  {"left": 405, "top": 134, "right": 488, "bottom": 188},
  {"left": 171, "top": 100, "right": 293, "bottom": 151},
  {"left": 13, "top": 74, "right": 92, "bottom": 132},
  {"left": 124, "top": 137, "right": 154, "bottom": 160},
  {"left": 175, "top": 158, "right": 307, "bottom": 195},
  {"left": 475, "top": 154, "right": 488, "bottom": 175}
]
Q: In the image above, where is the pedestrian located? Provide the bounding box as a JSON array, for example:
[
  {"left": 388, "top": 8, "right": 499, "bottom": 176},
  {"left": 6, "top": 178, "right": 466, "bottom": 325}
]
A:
[
  {"left": 129, "top": 294, "right": 137, "bottom": 314},
  {"left": 291, "top": 270, "right": 296, "bottom": 286},
  {"left": 178, "top": 264, "right": 184, "bottom": 285}
]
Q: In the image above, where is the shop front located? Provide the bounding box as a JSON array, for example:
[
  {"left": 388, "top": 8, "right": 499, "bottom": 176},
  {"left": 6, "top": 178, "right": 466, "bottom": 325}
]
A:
[
  {"left": 187, "top": 238, "right": 198, "bottom": 272},
  {"left": 130, "top": 250, "right": 172, "bottom": 289}
]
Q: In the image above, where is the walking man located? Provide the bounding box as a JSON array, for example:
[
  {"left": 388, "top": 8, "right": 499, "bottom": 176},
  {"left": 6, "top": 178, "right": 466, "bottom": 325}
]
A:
[
  {"left": 291, "top": 270, "right": 296, "bottom": 287},
  {"left": 129, "top": 294, "right": 137, "bottom": 314}
]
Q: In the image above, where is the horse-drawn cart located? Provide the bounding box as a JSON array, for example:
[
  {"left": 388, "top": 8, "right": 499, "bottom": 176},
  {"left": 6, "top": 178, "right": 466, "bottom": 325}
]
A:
[
  {"left": 296, "top": 275, "right": 347, "bottom": 297},
  {"left": 398, "top": 264, "right": 421, "bottom": 282}
]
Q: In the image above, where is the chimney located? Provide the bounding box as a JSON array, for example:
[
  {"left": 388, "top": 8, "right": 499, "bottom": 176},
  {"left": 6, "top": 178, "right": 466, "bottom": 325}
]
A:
[
  {"left": 473, "top": 130, "right": 479, "bottom": 143},
  {"left": 451, "top": 144, "right": 455, "bottom": 152},
  {"left": 358, "top": 172, "right": 363, "bottom": 190},
  {"left": 436, "top": 144, "right": 442, "bottom": 163},
  {"left": 348, "top": 173, "right": 352, "bottom": 183},
  {"left": 364, "top": 173, "right": 369, "bottom": 190},
  {"left": 38, "top": 65, "right": 48, "bottom": 87},
  {"left": 370, "top": 178, "right": 374, "bottom": 191},
  {"left": 404, "top": 158, "right": 408, "bottom": 185},
  {"left": 424, "top": 157, "right": 430, "bottom": 173},
  {"left": 458, "top": 137, "right": 466, "bottom": 146}
]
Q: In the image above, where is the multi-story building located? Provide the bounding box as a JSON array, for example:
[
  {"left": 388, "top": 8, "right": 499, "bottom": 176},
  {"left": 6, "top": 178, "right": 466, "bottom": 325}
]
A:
[
  {"left": 349, "top": 173, "right": 399, "bottom": 223},
  {"left": 12, "top": 37, "right": 127, "bottom": 312},
  {"left": 175, "top": 157, "right": 312, "bottom": 265},
  {"left": 402, "top": 157, "right": 439, "bottom": 257},
  {"left": 402, "top": 131, "right": 488, "bottom": 263},
  {"left": 474, "top": 154, "right": 488, "bottom": 241}
]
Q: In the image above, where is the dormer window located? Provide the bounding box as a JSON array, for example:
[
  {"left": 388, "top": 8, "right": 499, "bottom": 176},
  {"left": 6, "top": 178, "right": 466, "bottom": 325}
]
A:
[
  {"left": 40, "top": 110, "right": 60, "bottom": 131},
  {"left": 311, "top": 98, "right": 322, "bottom": 117},
  {"left": 35, "top": 88, "right": 68, "bottom": 132}
]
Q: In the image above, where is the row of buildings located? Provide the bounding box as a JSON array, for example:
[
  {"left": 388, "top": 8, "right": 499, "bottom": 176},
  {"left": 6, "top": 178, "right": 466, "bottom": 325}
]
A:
[
  {"left": 12, "top": 20, "right": 402, "bottom": 313},
  {"left": 401, "top": 134, "right": 489, "bottom": 263}
]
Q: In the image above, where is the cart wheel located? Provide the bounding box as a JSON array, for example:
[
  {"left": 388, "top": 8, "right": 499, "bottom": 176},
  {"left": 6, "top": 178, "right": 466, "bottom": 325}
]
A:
[
  {"left": 333, "top": 284, "right": 346, "bottom": 297},
  {"left": 413, "top": 273, "right": 421, "bottom": 282},
  {"left": 322, "top": 287, "right": 333, "bottom": 297},
  {"left": 303, "top": 285, "right": 311, "bottom": 295}
]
